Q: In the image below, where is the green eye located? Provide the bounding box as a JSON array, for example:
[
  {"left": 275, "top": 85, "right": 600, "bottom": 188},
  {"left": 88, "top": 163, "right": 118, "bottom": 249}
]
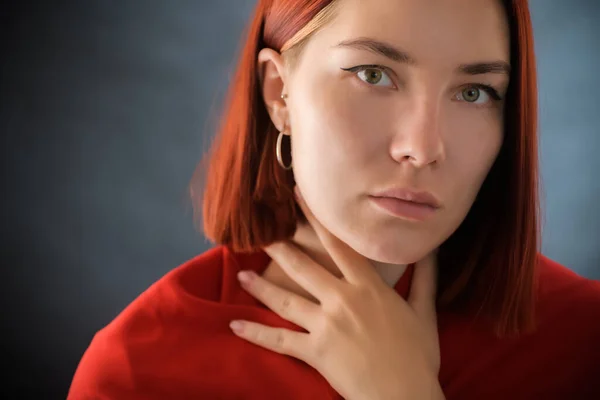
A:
[
  {"left": 462, "top": 87, "right": 481, "bottom": 102},
  {"left": 340, "top": 65, "right": 395, "bottom": 88},
  {"left": 361, "top": 68, "right": 383, "bottom": 85}
]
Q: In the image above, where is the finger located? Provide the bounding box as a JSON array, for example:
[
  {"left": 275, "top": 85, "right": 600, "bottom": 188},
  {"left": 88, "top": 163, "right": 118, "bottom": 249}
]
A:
[
  {"left": 294, "top": 186, "right": 379, "bottom": 286},
  {"left": 230, "top": 320, "right": 310, "bottom": 360},
  {"left": 237, "top": 269, "right": 320, "bottom": 330},
  {"left": 407, "top": 250, "right": 439, "bottom": 330},
  {"left": 264, "top": 241, "right": 342, "bottom": 303}
]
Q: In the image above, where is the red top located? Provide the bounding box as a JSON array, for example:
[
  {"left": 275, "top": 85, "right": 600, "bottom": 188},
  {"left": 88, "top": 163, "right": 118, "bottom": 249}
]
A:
[{"left": 68, "top": 246, "right": 600, "bottom": 399}]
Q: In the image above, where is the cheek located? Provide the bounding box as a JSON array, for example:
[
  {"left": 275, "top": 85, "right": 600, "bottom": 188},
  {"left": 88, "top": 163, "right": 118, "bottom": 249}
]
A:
[
  {"left": 290, "top": 79, "right": 388, "bottom": 189},
  {"left": 448, "top": 111, "right": 503, "bottom": 201}
]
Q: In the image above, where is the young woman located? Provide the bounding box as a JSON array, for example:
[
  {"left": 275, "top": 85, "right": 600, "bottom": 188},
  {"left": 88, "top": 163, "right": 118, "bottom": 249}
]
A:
[{"left": 68, "top": 0, "right": 600, "bottom": 399}]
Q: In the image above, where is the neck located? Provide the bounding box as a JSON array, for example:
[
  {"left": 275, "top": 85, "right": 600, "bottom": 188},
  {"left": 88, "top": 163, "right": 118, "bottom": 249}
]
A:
[{"left": 261, "top": 223, "right": 408, "bottom": 303}]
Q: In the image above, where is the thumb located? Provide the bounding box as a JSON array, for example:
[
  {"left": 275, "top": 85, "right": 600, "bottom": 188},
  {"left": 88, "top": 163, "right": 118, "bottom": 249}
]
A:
[{"left": 408, "top": 250, "right": 439, "bottom": 327}]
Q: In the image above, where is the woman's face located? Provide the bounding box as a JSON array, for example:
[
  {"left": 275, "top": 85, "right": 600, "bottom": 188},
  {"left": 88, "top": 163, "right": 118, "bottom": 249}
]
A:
[{"left": 285, "top": 0, "right": 510, "bottom": 264}]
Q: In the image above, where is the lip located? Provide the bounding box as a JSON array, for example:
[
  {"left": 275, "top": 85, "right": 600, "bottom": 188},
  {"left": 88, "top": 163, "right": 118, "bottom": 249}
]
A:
[
  {"left": 370, "top": 188, "right": 441, "bottom": 209},
  {"left": 368, "top": 187, "right": 441, "bottom": 222},
  {"left": 369, "top": 196, "right": 438, "bottom": 221}
]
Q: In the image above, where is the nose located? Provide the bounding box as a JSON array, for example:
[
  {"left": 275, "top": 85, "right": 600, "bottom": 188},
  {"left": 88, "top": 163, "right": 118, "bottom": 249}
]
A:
[{"left": 389, "top": 95, "right": 446, "bottom": 168}]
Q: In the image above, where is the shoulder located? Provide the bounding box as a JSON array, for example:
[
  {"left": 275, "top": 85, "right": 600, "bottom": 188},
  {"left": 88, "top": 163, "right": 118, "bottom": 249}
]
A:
[
  {"left": 534, "top": 253, "right": 600, "bottom": 382},
  {"left": 536, "top": 252, "right": 600, "bottom": 312},
  {"left": 68, "top": 246, "right": 326, "bottom": 399},
  {"left": 68, "top": 246, "right": 272, "bottom": 399},
  {"left": 535, "top": 252, "right": 600, "bottom": 328},
  {"left": 439, "top": 254, "right": 600, "bottom": 398}
]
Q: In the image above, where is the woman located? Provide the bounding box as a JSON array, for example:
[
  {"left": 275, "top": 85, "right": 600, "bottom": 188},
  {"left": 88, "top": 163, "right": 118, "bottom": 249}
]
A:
[{"left": 68, "top": 0, "right": 600, "bottom": 399}]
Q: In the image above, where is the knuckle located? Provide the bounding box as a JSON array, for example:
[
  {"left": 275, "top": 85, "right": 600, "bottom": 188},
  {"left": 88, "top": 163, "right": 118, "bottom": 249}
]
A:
[
  {"left": 277, "top": 295, "right": 293, "bottom": 316},
  {"left": 253, "top": 327, "right": 267, "bottom": 343},
  {"left": 287, "top": 252, "right": 304, "bottom": 273},
  {"left": 356, "top": 284, "right": 379, "bottom": 302},
  {"left": 274, "top": 330, "right": 286, "bottom": 351},
  {"left": 324, "top": 292, "right": 349, "bottom": 315}
]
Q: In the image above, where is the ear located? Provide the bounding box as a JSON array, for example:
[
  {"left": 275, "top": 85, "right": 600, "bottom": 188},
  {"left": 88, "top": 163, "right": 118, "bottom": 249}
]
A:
[{"left": 257, "top": 48, "right": 290, "bottom": 133}]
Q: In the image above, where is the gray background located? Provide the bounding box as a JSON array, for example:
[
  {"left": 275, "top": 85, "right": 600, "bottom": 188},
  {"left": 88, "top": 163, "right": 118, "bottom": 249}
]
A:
[{"left": 1, "top": 0, "right": 598, "bottom": 398}]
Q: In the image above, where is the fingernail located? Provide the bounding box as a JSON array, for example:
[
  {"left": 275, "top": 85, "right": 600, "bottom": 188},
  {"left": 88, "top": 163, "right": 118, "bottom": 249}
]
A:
[
  {"left": 237, "top": 270, "right": 254, "bottom": 283},
  {"left": 230, "top": 320, "right": 244, "bottom": 333}
]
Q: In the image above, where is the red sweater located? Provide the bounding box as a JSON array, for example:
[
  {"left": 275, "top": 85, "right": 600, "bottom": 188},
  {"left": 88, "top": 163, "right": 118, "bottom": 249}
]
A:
[{"left": 68, "top": 246, "right": 600, "bottom": 399}]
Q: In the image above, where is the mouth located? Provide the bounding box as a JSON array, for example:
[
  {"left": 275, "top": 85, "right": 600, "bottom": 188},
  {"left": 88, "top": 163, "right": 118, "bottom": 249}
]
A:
[
  {"left": 368, "top": 188, "right": 440, "bottom": 221},
  {"left": 368, "top": 196, "right": 438, "bottom": 221}
]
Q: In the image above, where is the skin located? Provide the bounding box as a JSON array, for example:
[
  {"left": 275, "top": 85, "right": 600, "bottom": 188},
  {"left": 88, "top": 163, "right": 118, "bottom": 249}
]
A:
[
  {"left": 257, "top": 0, "right": 510, "bottom": 302},
  {"left": 232, "top": 193, "right": 444, "bottom": 399}
]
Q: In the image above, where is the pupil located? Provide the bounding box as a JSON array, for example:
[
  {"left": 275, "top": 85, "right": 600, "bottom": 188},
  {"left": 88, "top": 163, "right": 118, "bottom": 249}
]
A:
[
  {"left": 367, "top": 70, "right": 381, "bottom": 83},
  {"left": 465, "top": 88, "right": 480, "bottom": 102}
]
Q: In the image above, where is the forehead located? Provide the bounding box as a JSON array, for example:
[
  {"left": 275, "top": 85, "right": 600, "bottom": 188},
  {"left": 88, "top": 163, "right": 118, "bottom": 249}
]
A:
[{"left": 312, "top": 0, "right": 510, "bottom": 66}]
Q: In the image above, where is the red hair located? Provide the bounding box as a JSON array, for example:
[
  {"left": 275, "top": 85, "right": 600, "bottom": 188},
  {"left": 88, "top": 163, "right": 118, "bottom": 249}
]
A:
[{"left": 190, "top": 0, "right": 540, "bottom": 338}]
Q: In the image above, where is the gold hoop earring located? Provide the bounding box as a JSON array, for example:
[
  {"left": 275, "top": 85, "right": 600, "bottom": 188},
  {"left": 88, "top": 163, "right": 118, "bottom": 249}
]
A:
[{"left": 276, "top": 130, "right": 293, "bottom": 170}]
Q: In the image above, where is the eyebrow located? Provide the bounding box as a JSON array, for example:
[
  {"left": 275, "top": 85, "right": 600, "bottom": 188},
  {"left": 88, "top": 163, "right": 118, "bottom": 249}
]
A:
[{"left": 334, "top": 37, "right": 511, "bottom": 76}]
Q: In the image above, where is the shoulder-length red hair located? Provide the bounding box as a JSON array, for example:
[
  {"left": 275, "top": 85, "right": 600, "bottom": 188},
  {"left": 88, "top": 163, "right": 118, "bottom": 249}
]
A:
[{"left": 190, "top": 0, "right": 539, "bottom": 338}]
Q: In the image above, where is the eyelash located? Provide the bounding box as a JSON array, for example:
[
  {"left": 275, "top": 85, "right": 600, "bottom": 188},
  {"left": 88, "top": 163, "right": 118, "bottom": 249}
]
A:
[{"left": 340, "top": 64, "right": 503, "bottom": 103}]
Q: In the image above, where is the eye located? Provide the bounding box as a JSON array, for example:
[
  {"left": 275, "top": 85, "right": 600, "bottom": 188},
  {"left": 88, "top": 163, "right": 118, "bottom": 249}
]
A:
[
  {"left": 357, "top": 68, "right": 394, "bottom": 87},
  {"left": 341, "top": 65, "right": 396, "bottom": 88},
  {"left": 455, "top": 84, "right": 501, "bottom": 106}
]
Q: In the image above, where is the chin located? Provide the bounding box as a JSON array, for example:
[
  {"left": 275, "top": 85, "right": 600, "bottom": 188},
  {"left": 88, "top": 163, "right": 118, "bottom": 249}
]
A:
[{"left": 347, "top": 235, "right": 432, "bottom": 265}]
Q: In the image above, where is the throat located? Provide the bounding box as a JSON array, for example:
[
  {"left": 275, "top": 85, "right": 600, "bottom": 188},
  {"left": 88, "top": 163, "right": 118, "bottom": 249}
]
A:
[
  {"left": 372, "top": 261, "right": 408, "bottom": 287},
  {"left": 260, "top": 258, "right": 408, "bottom": 305}
]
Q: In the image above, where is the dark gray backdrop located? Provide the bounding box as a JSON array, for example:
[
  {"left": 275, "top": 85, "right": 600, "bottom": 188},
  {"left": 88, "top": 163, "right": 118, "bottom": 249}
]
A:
[{"left": 1, "top": 1, "right": 598, "bottom": 398}]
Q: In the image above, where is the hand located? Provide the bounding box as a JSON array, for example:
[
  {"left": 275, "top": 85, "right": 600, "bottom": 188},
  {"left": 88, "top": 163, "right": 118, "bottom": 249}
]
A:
[{"left": 229, "top": 187, "right": 444, "bottom": 400}]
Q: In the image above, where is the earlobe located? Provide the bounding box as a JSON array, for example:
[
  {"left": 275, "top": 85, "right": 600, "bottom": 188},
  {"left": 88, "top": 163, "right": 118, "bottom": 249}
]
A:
[{"left": 257, "top": 48, "right": 289, "bottom": 131}]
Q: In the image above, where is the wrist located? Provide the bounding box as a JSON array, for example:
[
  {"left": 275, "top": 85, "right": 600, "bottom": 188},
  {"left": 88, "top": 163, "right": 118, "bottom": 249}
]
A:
[
  {"left": 388, "top": 375, "right": 445, "bottom": 400},
  {"left": 351, "top": 370, "right": 444, "bottom": 400}
]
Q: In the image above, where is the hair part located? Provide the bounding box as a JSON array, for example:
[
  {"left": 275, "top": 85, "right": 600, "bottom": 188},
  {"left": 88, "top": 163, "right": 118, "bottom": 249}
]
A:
[{"left": 280, "top": 0, "right": 340, "bottom": 68}]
